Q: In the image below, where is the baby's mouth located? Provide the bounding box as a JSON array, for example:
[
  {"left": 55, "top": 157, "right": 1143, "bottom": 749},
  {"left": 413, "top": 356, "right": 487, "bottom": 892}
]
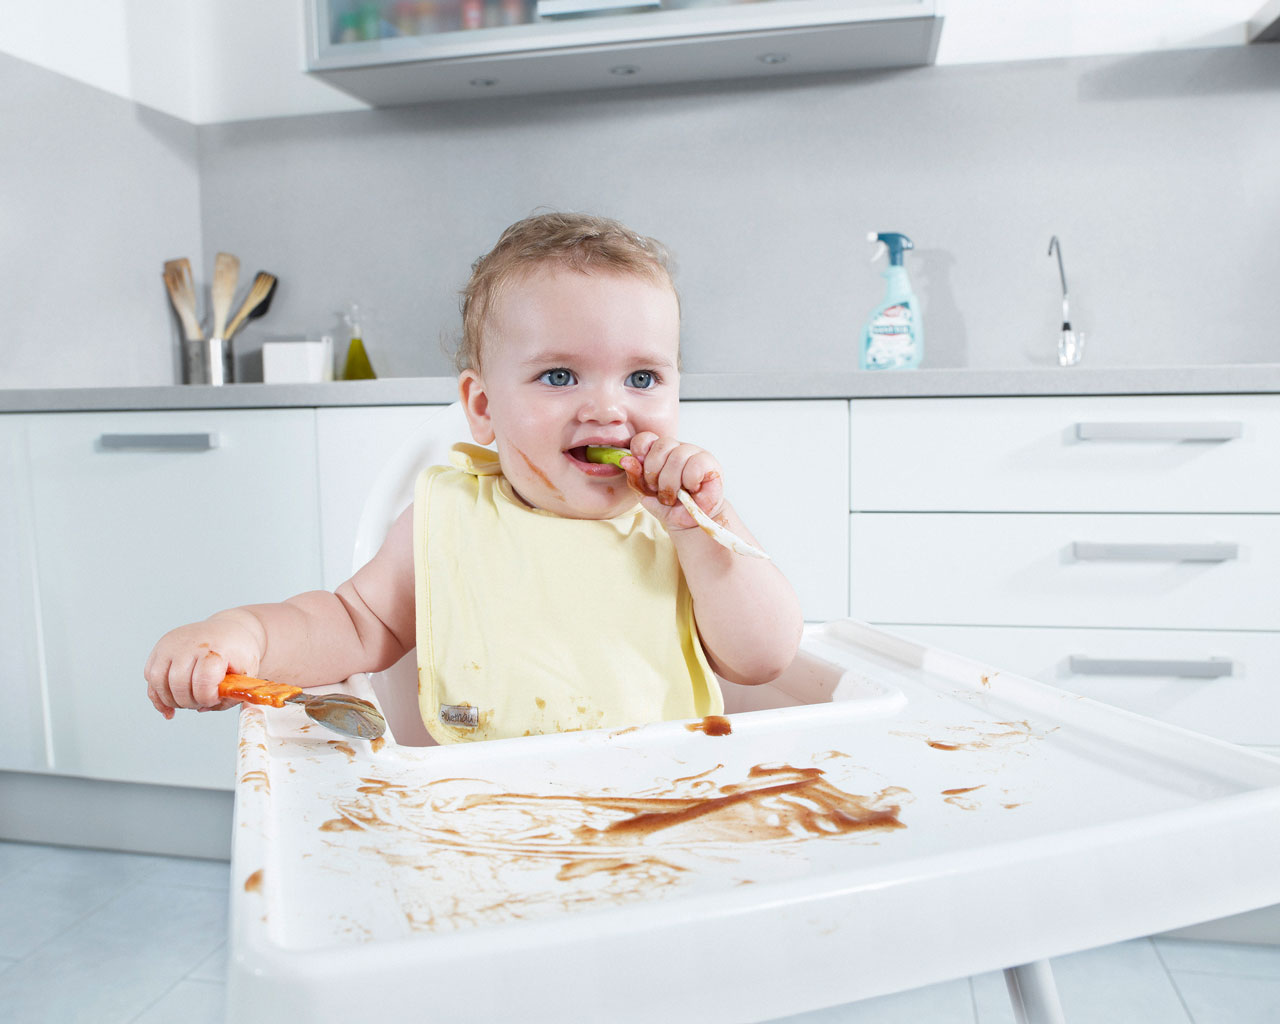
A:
[{"left": 565, "top": 444, "right": 628, "bottom": 473}]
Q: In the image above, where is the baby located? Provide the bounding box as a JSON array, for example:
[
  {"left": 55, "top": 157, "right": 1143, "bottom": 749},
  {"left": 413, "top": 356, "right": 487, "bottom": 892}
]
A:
[{"left": 144, "top": 212, "right": 803, "bottom": 743}]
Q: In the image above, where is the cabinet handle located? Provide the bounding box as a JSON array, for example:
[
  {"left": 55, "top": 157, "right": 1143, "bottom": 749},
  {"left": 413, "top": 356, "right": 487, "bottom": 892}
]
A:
[
  {"left": 1071, "top": 541, "right": 1238, "bottom": 562},
  {"left": 1069, "top": 655, "right": 1234, "bottom": 679},
  {"left": 98, "top": 433, "right": 219, "bottom": 452},
  {"left": 1074, "top": 421, "right": 1243, "bottom": 442},
  {"left": 536, "top": 0, "right": 660, "bottom": 17}
]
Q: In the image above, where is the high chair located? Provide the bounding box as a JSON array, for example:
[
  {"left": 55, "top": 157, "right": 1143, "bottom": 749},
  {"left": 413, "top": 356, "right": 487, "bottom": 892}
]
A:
[{"left": 228, "top": 402, "right": 1280, "bottom": 1024}]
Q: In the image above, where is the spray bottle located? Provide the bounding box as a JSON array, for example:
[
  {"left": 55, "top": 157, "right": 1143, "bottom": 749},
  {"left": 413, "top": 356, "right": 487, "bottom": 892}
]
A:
[{"left": 860, "top": 232, "right": 922, "bottom": 370}]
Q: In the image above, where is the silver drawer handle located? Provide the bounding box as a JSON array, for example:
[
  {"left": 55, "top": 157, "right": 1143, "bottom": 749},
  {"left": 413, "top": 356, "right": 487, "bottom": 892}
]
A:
[
  {"left": 1069, "top": 655, "right": 1234, "bottom": 679},
  {"left": 98, "top": 433, "right": 220, "bottom": 452},
  {"left": 1072, "top": 541, "right": 1238, "bottom": 563},
  {"left": 1074, "top": 421, "right": 1243, "bottom": 442},
  {"left": 536, "top": 0, "right": 660, "bottom": 17}
]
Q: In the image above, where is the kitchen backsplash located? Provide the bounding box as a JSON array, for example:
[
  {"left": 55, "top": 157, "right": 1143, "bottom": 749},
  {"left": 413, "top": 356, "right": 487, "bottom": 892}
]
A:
[{"left": 3, "top": 44, "right": 1278, "bottom": 389}]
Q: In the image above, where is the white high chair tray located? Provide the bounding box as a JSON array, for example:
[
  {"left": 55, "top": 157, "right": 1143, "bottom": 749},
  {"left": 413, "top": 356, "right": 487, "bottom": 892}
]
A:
[{"left": 228, "top": 621, "right": 1280, "bottom": 1023}]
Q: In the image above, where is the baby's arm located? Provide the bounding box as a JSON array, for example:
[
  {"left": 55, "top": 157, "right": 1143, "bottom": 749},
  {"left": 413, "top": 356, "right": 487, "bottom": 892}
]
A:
[
  {"left": 144, "top": 507, "right": 416, "bottom": 716},
  {"left": 624, "top": 433, "right": 803, "bottom": 686}
]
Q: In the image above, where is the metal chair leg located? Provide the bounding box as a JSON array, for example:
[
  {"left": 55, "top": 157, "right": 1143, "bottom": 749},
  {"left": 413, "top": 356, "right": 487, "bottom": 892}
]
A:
[{"left": 1004, "top": 960, "right": 1066, "bottom": 1024}]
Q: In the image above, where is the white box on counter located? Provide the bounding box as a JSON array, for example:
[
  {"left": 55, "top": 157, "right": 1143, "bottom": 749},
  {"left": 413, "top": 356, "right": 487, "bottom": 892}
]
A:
[{"left": 262, "top": 338, "right": 334, "bottom": 384}]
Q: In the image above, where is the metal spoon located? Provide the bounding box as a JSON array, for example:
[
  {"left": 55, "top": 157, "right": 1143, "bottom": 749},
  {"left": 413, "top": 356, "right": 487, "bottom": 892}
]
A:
[{"left": 219, "top": 673, "right": 386, "bottom": 740}]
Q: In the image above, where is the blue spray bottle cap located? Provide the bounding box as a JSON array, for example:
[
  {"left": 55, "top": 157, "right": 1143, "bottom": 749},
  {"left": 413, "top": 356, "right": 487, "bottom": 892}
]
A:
[{"left": 868, "top": 232, "right": 914, "bottom": 267}]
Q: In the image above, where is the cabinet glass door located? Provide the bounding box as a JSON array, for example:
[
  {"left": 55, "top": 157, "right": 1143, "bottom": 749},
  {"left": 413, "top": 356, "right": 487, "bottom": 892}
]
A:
[{"left": 310, "top": 0, "right": 929, "bottom": 61}]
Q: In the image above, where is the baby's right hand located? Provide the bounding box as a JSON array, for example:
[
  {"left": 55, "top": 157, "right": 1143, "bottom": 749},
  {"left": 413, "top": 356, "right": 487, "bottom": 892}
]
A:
[{"left": 144, "top": 615, "right": 262, "bottom": 718}]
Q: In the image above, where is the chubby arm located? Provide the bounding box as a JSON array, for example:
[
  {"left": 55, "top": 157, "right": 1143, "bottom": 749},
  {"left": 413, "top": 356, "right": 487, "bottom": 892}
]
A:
[
  {"left": 625, "top": 433, "right": 803, "bottom": 686},
  {"left": 144, "top": 507, "right": 417, "bottom": 716}
]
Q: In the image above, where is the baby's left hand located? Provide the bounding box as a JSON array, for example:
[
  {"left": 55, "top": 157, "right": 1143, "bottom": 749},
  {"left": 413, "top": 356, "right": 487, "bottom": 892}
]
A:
[{"left": 623, "top": 432, "right": 724, "bottom": 532}]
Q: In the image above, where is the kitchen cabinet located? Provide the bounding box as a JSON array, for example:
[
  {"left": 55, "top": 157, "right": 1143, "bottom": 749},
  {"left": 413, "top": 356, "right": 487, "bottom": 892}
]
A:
[
  {"left": 848, "top": 394, "right": 1280, "bottom": 753},
  {"left": 305, "top": 0, "right": 943, "bottom": 104},
  {"left": 25, "top": 410, "right": 324, "bottom": 790},
  {"left": 0, "top": 417, "right": 47, "bottom": 773}
]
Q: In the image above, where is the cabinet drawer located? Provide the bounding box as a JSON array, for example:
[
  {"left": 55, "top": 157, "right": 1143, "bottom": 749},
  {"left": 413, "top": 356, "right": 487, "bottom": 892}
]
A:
[
  {"left": 850, "top": 512, "right": 1280, "bottom": 630},
  {"left": 888, "top": 624, "right": 1280, "bottom": 747},
  {"left": 850, "top": 395, "right": 1280, "bottom": 512}
]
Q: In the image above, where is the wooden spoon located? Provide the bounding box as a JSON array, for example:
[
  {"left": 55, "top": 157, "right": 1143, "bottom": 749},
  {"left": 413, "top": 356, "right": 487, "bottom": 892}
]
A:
[
  {"left": 162, "top": 258, "right": 202, "bottom": 340},
  {"left": 210, "top": 252, "right": 240, "bottom": 339},
  {"left": 224, "top": 272, "right": 277, "bottom": 339}
]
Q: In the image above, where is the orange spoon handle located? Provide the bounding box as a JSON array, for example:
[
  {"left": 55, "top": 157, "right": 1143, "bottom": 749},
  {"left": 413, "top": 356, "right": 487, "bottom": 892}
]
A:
[{"left": 219, "top": 673, "right": 303, "bottom": 708}]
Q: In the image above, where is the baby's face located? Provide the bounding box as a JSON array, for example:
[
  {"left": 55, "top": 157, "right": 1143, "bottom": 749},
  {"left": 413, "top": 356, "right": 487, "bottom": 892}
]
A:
[{"left": 460, "top": 266, "right": 681, "bottom": 519}]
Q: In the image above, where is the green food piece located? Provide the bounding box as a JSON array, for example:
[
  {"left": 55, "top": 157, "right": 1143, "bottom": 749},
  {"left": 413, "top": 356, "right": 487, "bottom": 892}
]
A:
[{"left": 584, "top": 445, "right": 630, "bottom": 467}]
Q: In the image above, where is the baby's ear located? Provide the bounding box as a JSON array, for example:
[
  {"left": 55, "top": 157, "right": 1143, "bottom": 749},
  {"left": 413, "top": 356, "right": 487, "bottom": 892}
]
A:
[{"left": 458, "top": 370, "right": 495, "bottom": 445}]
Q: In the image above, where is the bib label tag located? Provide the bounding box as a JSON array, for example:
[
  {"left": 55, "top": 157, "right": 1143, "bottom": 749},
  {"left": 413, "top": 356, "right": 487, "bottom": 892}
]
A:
[{"left": 439, "top": 703, "right": 480, "bottom": 728}]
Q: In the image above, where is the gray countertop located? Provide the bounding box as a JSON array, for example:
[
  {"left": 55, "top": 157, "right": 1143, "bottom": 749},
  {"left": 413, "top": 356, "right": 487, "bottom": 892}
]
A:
[{"left": 4, "top": 365, "right": 1280, "bottom": 412}]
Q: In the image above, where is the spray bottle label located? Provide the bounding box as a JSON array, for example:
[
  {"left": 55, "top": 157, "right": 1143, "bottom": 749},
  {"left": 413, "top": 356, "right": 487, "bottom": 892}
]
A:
[{"left": 864, "top": 304, "right": 917, "bottom": 369}]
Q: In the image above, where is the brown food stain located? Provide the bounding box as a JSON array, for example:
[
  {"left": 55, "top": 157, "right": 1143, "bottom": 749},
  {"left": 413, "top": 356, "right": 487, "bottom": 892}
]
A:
[
  {"left": 898, "top": 720, "right": 1040, "bottom": 754},
  {"left": 370, "top": 737, "right": 385, "bottom": 753},
  {"left": 239, "top": 769, "right": 270, "bottom": 793},
  {"left": 686, "top": 715, "right": 732, "bottom": 737},
  {"left": 327, "top": 740, "right": 357, "bottom": 760},
  {"left": 513, "top": 445, "right": 564, "bottom": 500},
  {"left": 243, "top": 869, "right": 263, "bottom": 893},
  {"left": 942, "top": 786, "right": 985, "bottom": 796},
  {"left": 320, "top": 815, "right": 366, "bottom": 832},
  {"left": 314, "top": 761, "right": 910, "bottom": 938},
  {"left": 535, "top": 698, "right": 546, "bottom": 710}
]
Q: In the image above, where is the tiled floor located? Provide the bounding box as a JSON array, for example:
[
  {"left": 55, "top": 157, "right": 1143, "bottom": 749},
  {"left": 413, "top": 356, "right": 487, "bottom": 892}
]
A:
[{"left": 1, "top": 840, "right": 1277, "bottom": 1023}]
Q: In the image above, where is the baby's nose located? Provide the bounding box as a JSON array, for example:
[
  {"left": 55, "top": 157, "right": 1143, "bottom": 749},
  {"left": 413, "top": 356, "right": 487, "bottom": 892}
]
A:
[{"left": 576, "top": 383, "right": 625, "bottom": 423}]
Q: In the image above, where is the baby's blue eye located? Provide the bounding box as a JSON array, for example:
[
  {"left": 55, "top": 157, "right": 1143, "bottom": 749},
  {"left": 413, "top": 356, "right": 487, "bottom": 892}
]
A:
[
  {"left": 627, "top": 370, "right": 656, "bottom": 389},
  {"left": 540, "top": 368, "right": 576, "bottom": 387}
]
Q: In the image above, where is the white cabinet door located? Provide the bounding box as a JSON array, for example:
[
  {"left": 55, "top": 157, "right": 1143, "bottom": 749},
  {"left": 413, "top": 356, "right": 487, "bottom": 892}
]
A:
[
  {"left": 316, "top": 405, "right": 450, "bottom": 589},
  {"left": 681, "top": 400, "right": 848, "bottom": 622},
  {"left": 27, "top": 410, "right": 323, "bottom": 790},
  {"left": 0, "top": 417, "right": 47, "bottom": 772}
]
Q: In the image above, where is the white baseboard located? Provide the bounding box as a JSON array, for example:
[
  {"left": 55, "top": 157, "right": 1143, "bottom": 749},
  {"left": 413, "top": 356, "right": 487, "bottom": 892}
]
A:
[{"left": 0, "top": 770, "right": 233, "bottom": 860}]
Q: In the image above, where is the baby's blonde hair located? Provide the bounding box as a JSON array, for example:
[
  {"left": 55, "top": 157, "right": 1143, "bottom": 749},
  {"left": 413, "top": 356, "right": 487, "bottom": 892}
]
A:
[{"left": 457, "top": 212, "right": 677, "bottom": 373}]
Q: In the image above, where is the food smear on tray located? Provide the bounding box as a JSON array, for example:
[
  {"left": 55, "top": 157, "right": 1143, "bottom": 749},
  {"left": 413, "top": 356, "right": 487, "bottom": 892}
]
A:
[{"left": 312, "top": 761, "right": 911, "bottom": 934}]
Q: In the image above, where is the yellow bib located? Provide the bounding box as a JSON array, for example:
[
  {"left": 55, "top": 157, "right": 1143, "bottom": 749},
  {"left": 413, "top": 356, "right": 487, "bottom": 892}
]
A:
[{"left": 413, "top": 444, "right": 722, "bottom": 745}]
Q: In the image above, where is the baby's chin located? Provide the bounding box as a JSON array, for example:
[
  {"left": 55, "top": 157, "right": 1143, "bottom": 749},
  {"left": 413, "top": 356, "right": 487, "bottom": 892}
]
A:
[{"left": 507, "top": 478, "right": 637, "bottom": 520}]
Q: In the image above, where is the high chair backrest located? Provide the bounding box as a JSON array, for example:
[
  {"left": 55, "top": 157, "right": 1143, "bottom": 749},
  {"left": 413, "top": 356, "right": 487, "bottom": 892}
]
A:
[{"left": 352, "top": 401, "right": 473, "bottom": 746}]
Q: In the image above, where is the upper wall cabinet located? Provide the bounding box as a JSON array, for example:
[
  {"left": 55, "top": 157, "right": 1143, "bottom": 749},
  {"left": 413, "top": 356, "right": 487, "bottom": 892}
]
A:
[{"left": 305, "top": 0, "right": 943, "bottom": 104}]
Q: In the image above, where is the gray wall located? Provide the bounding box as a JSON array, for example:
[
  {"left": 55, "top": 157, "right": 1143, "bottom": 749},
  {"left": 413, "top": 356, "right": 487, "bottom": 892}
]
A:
[
  {"left": 5, "top": 45, "right": 1279, "bottom": 388},
  {"left": 0, "top": 52, "right": 202, "bottom": 390},
  {"left": 196, "top": 45, "right": 1280, "bottom": 377}
]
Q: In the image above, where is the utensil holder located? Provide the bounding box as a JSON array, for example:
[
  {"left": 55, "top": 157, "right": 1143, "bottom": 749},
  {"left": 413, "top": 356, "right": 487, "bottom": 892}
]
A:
[{"left": 184, "top": 337, "right": 234, "bottom": 386}]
